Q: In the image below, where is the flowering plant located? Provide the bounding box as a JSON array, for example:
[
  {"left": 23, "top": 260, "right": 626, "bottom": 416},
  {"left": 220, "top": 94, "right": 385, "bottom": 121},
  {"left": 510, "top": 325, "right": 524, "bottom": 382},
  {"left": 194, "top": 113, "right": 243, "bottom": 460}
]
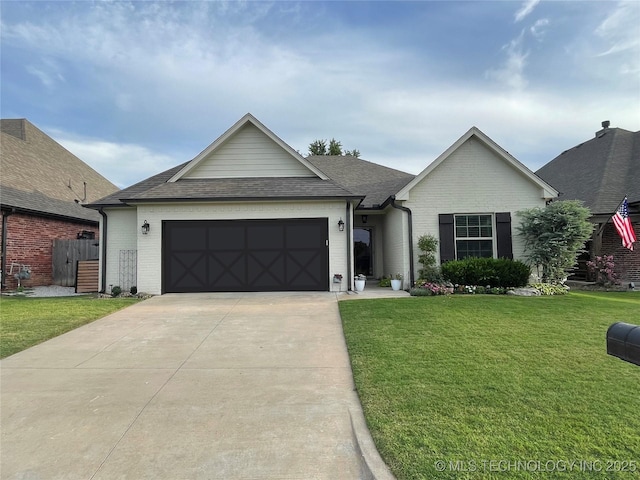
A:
[
  {"left": 414, "top": 280, "right": 449, "bottom": 295},
  {"left": 586, "top": 255, "right": 619, "bottom": 286},
  {"left": 393, "top": 273, "right": 403, "bottom": 280}
]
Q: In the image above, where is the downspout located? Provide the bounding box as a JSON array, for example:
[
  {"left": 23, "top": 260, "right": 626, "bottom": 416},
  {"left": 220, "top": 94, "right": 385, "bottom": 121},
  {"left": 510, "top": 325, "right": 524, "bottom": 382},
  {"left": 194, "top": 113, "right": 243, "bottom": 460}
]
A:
[
  {"left": 390, "top": 196, "right": 415, "bottom": 287},
  {"left": 1, "top": 208, "right": 15, "bottom": 289},
  {"left": 346, "top": 202, "right": 352, "bottom": 291},
  {"left": 98, "top": 208, "right": 108, "bottom": 294}
]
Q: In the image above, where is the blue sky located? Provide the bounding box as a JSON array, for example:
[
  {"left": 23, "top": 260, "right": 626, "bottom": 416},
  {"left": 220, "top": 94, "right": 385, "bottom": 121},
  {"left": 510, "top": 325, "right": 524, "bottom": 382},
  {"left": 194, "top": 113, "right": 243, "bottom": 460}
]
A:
[{"left": 1, "top": 0, "right": 639, "bottom": 188}]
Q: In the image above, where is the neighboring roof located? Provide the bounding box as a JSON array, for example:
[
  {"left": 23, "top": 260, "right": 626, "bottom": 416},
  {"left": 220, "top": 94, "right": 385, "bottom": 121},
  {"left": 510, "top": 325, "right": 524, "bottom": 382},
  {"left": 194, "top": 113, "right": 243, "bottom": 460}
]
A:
[
  {"left": 396, "top": 126, "right": 558, "bottom": 201},
  {"left": 536, "top": 126, "right": 640, "bottom": 215},
  {"left": 307, "top": 155, "right": 415, "bottom": 208},
  {"left": 168, "top": 113, "right": 329, "bottom": 181},
  {"left": 1, "top": 118, "right": 118, "bottom": 222},
  {"left": 1, "top": 185, "right": 101, "bottom": 223}
]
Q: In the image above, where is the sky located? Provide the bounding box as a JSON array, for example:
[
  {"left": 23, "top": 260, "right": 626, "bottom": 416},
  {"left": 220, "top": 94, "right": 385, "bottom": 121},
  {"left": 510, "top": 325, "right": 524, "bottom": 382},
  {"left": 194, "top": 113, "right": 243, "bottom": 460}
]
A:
[{"left": 1, "top": 0, "right": 639, "bottom": 189}]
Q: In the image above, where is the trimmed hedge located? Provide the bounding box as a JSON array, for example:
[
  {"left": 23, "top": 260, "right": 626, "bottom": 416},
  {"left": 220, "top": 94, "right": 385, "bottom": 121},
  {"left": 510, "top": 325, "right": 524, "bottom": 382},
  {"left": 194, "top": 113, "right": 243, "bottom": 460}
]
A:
[{"left": 441, "top": 257, "right": 530, "bottom": 288}]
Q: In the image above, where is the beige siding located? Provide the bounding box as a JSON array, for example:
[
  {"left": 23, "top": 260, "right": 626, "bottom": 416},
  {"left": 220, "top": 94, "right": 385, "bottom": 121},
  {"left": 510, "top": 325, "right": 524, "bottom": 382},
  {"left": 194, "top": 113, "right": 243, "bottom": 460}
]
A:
[
  {"left": 134, "top": 201, "right": 348, "bottom": 295},
  {"left": 183, "top": 124, "right": 315, "bottom": 179},
  {"left": 102, "top": 208, "right": 137, "bottom": 293},
  {"left": 404, "top": 137, "right": 548, "bottom": 274}
]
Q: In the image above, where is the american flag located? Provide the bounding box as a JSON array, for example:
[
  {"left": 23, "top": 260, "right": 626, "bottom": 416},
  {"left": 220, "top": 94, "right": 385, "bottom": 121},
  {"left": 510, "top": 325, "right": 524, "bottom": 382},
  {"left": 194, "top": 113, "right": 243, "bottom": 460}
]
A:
[{"left": 612, "top": 197, "right": 637, "bottom": 250}]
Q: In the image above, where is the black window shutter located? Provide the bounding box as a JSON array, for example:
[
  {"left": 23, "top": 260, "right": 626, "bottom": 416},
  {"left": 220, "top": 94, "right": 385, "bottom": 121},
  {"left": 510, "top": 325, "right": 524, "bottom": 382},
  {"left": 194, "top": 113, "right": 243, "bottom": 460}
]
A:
[
  {"left": 439, "top": 214, "right": 455, "bottom": 263},
  {"left": 495, "top": 212, "right": 513, "bottom": 259}
]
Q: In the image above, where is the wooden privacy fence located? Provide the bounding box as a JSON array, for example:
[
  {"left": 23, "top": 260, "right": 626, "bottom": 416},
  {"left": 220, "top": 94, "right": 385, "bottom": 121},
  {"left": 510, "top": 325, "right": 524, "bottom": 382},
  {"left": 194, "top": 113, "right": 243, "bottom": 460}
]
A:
[{"left": 52, "top": 239, "right": 99, "bottom": 287}]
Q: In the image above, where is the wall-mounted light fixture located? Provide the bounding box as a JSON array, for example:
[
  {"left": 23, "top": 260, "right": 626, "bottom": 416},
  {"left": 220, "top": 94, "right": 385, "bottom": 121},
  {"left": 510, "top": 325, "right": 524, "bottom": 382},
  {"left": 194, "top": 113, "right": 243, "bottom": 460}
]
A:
[
  {"left": 338, "top": 218, "right": 345, "bottom": 232},
  {"left": 361, "top": 215, "right": 368, "bottom": 224},
  {"left": 141, "top": 220, "right": 150, "bottom": 235}
]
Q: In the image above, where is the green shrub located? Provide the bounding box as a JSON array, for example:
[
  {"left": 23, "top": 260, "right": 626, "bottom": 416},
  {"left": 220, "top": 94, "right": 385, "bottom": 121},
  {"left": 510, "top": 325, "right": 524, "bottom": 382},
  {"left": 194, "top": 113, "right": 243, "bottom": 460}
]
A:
[
  {"left": 111, "top": 286, "right": 122, "bottom": 297},
  {"left": 378, "top": 277, "right": 391, "bottom": 287},
  {"left": 419, "top": 266, "right": 444, "bottom": 283},
  {"left": 441, "top": 258, "right": 530, "bottom": 288},
  {"left": 530, "top": 282, "right": 569, "bottom": 295}
]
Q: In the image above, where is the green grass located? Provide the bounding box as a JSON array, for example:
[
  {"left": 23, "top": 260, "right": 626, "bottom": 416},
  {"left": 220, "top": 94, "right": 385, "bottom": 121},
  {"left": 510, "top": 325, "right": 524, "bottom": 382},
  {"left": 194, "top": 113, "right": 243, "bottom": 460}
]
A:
[
  {"left": 340, "top": 292, "right": 640, "bottom": 479},
  {"left": 0, "top": 296, "right": 139, "bottom": 358}
]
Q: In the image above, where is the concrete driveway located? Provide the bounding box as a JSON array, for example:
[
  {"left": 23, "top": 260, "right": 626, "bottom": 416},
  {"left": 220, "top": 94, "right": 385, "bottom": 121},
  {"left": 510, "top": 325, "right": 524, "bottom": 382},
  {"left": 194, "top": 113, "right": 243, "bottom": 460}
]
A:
[{"left": 1, "top": 292, "right": 392, "bottom": 480}]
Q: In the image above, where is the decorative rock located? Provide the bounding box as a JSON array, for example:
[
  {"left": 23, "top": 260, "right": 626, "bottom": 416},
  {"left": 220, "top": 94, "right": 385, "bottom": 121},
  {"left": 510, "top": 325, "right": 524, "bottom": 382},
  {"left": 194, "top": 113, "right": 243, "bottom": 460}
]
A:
[{"left": 507, "top": 288, "right": 541, "bottom": 296}]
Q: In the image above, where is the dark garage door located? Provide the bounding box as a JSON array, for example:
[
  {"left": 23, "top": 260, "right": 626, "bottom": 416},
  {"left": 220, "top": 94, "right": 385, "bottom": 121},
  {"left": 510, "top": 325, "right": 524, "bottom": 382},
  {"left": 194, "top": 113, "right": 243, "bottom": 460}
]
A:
[{"left": 163, "top": 219, "right": 329, "bottom": 293}]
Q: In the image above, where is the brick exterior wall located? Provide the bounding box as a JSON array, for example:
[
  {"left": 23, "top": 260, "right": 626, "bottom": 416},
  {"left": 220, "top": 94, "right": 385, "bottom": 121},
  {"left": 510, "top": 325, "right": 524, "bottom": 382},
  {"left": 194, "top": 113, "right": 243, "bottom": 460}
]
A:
[
  {"left": 600, "top": 223, "right": 640, "bottom": 282},
  {"left": 0, "top": 212, "right": 98, "bottom": 290}
]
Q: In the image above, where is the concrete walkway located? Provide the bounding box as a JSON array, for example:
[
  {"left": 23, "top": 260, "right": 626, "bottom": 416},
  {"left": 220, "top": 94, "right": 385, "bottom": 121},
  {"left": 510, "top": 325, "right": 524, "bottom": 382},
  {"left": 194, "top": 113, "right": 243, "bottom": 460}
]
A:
[{"left": 1, "top": 292, "right": 394, "bottom": 480}]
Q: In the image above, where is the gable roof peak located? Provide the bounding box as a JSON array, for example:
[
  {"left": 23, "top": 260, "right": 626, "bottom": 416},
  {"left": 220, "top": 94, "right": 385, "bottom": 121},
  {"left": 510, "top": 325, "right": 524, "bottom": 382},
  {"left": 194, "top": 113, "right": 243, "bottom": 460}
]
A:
[
  {"left": 168, "top": 114, "right": 328, "bottom": 182},
  {"left": 395, "top": 126, "right": 558, "bottom": 201}
]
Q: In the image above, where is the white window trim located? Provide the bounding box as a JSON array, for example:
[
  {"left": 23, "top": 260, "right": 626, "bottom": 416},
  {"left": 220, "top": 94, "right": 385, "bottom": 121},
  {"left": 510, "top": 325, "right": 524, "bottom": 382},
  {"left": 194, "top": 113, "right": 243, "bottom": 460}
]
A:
[{"left": 454, "top": 213, "right": 497, "bottom": 259}]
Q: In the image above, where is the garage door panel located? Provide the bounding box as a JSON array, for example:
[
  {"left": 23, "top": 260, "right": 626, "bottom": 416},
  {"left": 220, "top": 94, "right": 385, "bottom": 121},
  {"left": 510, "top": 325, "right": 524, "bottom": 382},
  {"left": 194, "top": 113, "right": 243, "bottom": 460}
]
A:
[
  {"left": 287, "top": 251, "right": 323, "bottom": 286},
  {"left": 247, "top": 225, "right": 284, "bottom": 249},
  {"left": 163, "top": 219, "right": 328, "bottom": 293},
  {"left": 208, "top": 252, "right": 245, "bottom": 288},
  {"left": 170, "top": 254, "right": 207, "bottom": 290},
  {"left": 248, "top": 251, "right": 285, "bottom": 289},
  {"left": 171, "top": 227, "right": 206, "bottom": 250},
  {"left": 208, "top": 226, "right": 245, "bottom": 250},
  {"left": 287, "top": 225, "right": 325, "bottom": 248}
]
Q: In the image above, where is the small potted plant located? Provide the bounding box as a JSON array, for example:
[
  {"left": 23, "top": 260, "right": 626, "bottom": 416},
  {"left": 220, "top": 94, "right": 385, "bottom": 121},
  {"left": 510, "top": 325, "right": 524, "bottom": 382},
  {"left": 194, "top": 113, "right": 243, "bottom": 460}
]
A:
[
  {"left": 354, "top": 274, "right": 367, "bottom": 292},
  {"left": 391, "top": 273, "right": 403, "bottom": 291},
  {"left": 333, "top": 274, "right": 343, "bottom": 284}
]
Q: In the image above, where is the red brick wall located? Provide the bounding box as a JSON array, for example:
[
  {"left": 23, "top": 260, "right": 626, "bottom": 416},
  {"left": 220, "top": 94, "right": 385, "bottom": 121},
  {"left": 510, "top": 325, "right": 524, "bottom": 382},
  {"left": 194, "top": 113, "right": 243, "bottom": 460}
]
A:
[
  {"left": 600, "top": 223, "right": 640, "bottom": 283},
  {"left": 1, "top": 212, "right": 98, "bottom": 290}
]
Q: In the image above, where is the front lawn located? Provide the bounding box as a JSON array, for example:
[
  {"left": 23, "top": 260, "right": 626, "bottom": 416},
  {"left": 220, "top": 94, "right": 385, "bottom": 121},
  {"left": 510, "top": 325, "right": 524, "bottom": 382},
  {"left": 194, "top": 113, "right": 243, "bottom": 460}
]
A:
[
  {"left": 0, "top": 296, "right": 139, "bottom": 358},
  {"left": 340, "top": 292, "right": 640, "bottom": 479}
]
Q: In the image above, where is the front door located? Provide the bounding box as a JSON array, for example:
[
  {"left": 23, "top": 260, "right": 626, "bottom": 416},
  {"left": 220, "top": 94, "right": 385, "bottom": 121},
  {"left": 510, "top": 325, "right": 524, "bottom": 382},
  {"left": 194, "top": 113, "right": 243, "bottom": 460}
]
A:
[{"left": 354, "top": 228, "right": 373, "bottom": 277}]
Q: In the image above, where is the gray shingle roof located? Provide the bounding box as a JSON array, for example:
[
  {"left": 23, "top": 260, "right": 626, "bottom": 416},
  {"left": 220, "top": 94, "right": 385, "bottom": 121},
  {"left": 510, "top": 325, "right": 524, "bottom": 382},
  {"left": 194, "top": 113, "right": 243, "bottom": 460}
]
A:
[
  {"left": 1, "top": 185, "right": 100, "bottom": 223},
  {"left": 1, "top": 118, "right": 118, "bottom": 222},
  {"left": 87, "top": 162, "right": 189, "bottom": 207},
  {"left": 122, "top": 177, "right": 360, "bottom": 202},
  {"left": 1, "top": 119, "right": 118, "bottom": 203},
  {"left": 536, "top": 127, "right": 640, "bottom": 214},
  {"left": 307, "top": 155, "right": 414, "bottom": 208}
]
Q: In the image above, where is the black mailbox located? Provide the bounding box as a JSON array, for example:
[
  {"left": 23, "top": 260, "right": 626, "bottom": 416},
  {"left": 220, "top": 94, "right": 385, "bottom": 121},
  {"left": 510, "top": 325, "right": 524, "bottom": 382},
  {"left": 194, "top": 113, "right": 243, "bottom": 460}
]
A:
[{"left": 607, "top": 322, "right": 640, "bottom": 366}]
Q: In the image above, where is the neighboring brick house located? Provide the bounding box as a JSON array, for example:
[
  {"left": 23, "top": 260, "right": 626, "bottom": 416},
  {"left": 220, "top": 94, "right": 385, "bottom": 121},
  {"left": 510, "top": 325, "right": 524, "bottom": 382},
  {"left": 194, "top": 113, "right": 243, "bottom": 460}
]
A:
[
  {"left": 1, "top": 119, "right": 118, "bottom": 289},
  {"left": 536, "top": 122, "right": 640, "bottom": 283}
]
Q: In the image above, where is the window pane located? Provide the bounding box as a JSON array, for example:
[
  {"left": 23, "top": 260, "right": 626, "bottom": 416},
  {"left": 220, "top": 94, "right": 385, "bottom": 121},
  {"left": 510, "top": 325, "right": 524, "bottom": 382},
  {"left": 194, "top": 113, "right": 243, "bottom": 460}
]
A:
[
  {"left": 480, "top": 215, "right": 492, "bottom": 226},
  {"left": 468, "top": 226, "right": 480, "bottom": 237},
  {"left": 455, "top": 216, "right": 467, "bottom": 227},
  {"left": 456, "top": 240, "right": 493, "bottom": 260},
  {"left": 456, "top": 226, "right": 467, "bottom": 237},
  {"left": 468, "top": 216, "right": 480, "bottom": 226},
  {"left": 480, "top": 226, "right": 492, "bottom": 237}
]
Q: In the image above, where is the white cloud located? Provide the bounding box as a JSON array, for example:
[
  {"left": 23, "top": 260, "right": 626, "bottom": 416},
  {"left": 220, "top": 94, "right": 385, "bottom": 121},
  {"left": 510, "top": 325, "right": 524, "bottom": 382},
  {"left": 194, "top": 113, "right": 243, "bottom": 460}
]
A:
[
  {"left": 594, "top": 1, "right": 640, "bottom": 75},
  {"left": 2, "top": 1, "right": 639, "bottom": 189},
  {"left": 514, "top": 0, "right": 541, "bottom": 23},
  {"left": 485, "top": 31, "right": 529, "bottom": 91},
  {"left": 25, "top": 58, "right": 65, "bottom": 88},
  {"left": 50, "top": 131, "right": 181, "bottom": 188},
  {"left": 530, "top": 18, "right": 549, "bottom": 40}
]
